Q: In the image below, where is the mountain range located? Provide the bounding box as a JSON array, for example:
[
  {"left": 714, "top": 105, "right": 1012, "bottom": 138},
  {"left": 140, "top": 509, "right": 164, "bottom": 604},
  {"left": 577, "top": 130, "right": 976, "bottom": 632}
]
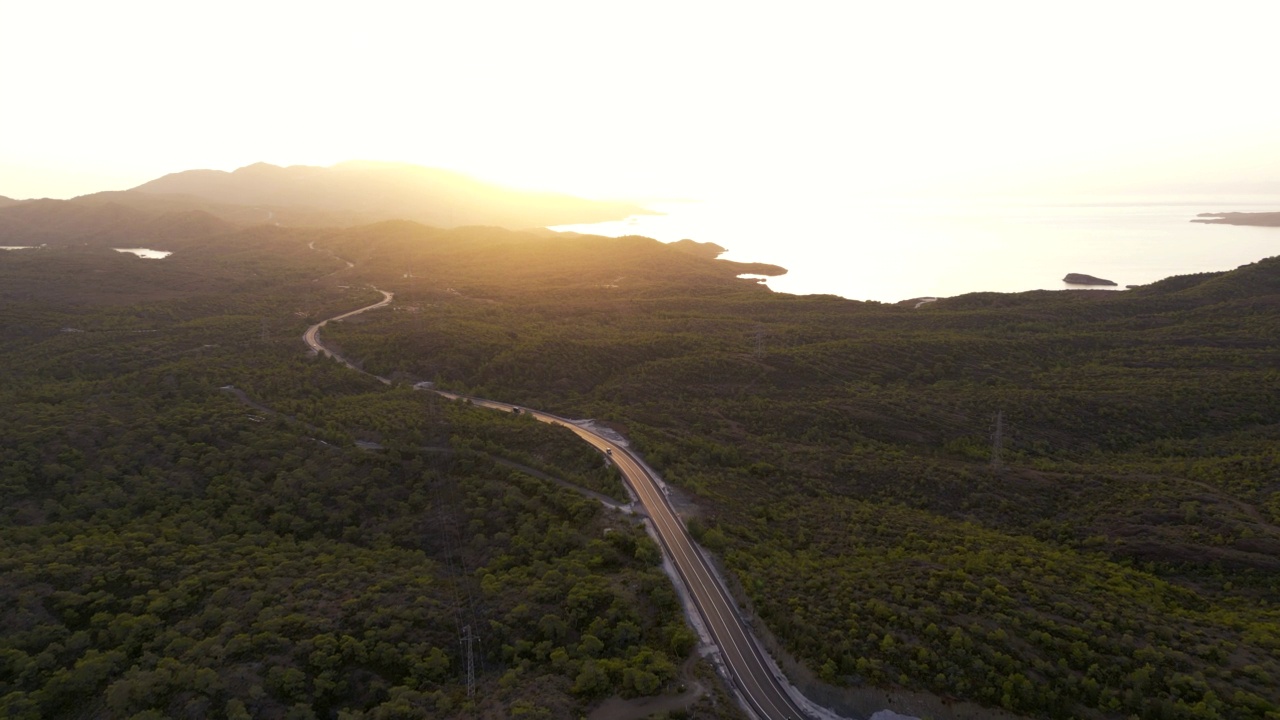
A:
[{"left": 0, "top": 161, "right": 651, "bottom": 246}]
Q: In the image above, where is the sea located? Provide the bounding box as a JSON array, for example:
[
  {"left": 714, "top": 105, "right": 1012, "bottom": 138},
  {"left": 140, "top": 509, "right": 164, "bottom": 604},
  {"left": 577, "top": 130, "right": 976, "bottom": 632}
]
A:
[{"left": 551, "top": 195, "right": 1280, "bottom": 303}]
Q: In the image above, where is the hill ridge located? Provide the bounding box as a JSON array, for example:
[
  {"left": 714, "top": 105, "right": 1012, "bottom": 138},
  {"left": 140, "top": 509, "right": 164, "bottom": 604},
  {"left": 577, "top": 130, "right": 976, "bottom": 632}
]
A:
[{"left": 132, "top": 160, "right": 653, "bottom": 229}]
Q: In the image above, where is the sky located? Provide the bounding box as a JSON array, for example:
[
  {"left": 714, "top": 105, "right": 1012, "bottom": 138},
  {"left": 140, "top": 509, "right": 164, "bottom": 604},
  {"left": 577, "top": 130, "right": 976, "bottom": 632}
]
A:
[{"left": 3, "top": 0, "right": 1279, "bottom": 202}]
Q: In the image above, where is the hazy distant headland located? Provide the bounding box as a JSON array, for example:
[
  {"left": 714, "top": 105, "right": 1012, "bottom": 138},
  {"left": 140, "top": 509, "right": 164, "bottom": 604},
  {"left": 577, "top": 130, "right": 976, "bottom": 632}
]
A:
[
  {"left": 667, "top": 238, "right": 728, "bottom": 259},
  {"left": 1192, "top": 211, "right": 1280, "bottom": 226},
  {"left": 0, "top": 161, "right": 654, "bottom": 247},
  {"left": 132, "top": 161, "right": 654, "bottom": 228}
]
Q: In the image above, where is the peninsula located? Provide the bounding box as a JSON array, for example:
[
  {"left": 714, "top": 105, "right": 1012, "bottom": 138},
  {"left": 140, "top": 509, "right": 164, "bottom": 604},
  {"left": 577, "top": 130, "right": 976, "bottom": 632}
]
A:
[{"left": 1191, "top": 211, "right": 1280, "bottom": 226}]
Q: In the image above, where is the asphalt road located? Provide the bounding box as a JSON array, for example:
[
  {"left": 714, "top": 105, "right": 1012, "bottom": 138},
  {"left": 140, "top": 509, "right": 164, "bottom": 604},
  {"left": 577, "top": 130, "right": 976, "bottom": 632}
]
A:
[
  {"left": 305, "top": 291, "right": 820, "bottom": 720},
  {"left": 451, "top": 399, "right": 814, "bottom": 720}
]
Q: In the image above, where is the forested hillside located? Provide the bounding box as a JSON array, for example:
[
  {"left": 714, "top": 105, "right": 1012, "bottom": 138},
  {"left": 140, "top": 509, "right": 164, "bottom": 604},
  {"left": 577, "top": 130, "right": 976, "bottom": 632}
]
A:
[
  {"left": 311, "top": 223, "right": 1280, "bottom": 720},
  {"left": 4, "top": 221, "right": 1278, "bottom": 720},
  {"left": 0, "top": 242, "right": 737, "bottom": 719}
]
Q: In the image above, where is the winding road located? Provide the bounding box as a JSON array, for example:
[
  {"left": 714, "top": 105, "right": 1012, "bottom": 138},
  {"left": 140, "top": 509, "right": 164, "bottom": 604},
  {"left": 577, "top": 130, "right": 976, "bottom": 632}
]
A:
[
  {"left": 302, "top": 289, "right": 393, "bottom": 380},
  {"left": 303, "top": 289, "right": 830, "bottom": 720}
]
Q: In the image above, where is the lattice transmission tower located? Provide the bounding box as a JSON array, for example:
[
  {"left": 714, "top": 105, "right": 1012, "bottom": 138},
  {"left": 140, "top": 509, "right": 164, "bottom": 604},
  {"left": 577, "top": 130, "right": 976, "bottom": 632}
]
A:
[{"left": 461, "top": 625, "right": 476, "bottom": 698}]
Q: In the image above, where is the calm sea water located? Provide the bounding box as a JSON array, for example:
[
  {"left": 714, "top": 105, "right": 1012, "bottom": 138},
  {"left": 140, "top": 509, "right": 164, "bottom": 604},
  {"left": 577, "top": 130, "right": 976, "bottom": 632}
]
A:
[{"left": 553, "top": 196, "right": 1280, "bottom": 302}]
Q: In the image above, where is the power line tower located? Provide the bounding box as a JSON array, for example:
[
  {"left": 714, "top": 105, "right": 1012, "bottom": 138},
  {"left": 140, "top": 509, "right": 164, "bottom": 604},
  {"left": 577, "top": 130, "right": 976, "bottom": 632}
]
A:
[
  {"left": 990, "top": 410, "right": 1004, "bottom": 472},
  {"left": 461, "top": 625, "right": 476, "bottom": 699},
  {"left": 754, "top": 326, "right": 765, "bottom": 359}
]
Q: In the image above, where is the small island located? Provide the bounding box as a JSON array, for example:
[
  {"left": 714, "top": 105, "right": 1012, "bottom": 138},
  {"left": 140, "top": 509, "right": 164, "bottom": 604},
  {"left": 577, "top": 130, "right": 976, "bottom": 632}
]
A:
[
  {"left": 1063, "top": 273, "right": 1118, "bottom": 286},
  {"left": 1191, "top": 212, "right": 1280, "bottom": 226}
]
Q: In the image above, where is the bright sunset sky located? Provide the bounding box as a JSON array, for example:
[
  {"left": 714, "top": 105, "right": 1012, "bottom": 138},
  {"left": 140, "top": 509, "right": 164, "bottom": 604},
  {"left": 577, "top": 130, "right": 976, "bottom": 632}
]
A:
[{"left": 2, "top": 1, "right": 1278, "bottom": 202}]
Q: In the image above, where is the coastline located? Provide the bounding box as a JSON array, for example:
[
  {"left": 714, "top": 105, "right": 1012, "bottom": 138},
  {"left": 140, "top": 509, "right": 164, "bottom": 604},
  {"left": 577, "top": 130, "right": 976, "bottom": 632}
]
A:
[{"left": 553, "top": 196, "right": 1280, "bottom": 303}]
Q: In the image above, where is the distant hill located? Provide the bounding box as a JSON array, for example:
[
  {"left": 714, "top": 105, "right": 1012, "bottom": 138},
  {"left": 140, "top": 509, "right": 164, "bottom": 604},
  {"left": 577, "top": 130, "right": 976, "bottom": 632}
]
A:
[
  {"left": 0, "top": 161, "right": 654, "bottom": 246},
  {"left": 70, "top": 189, "right": 346, "bottom": 228},
  {"left": 0, "top": 198, "right": 237, "bottom": 247},
  {"left": 132, "top": 161, "right": 653, "bottom": 229}
]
